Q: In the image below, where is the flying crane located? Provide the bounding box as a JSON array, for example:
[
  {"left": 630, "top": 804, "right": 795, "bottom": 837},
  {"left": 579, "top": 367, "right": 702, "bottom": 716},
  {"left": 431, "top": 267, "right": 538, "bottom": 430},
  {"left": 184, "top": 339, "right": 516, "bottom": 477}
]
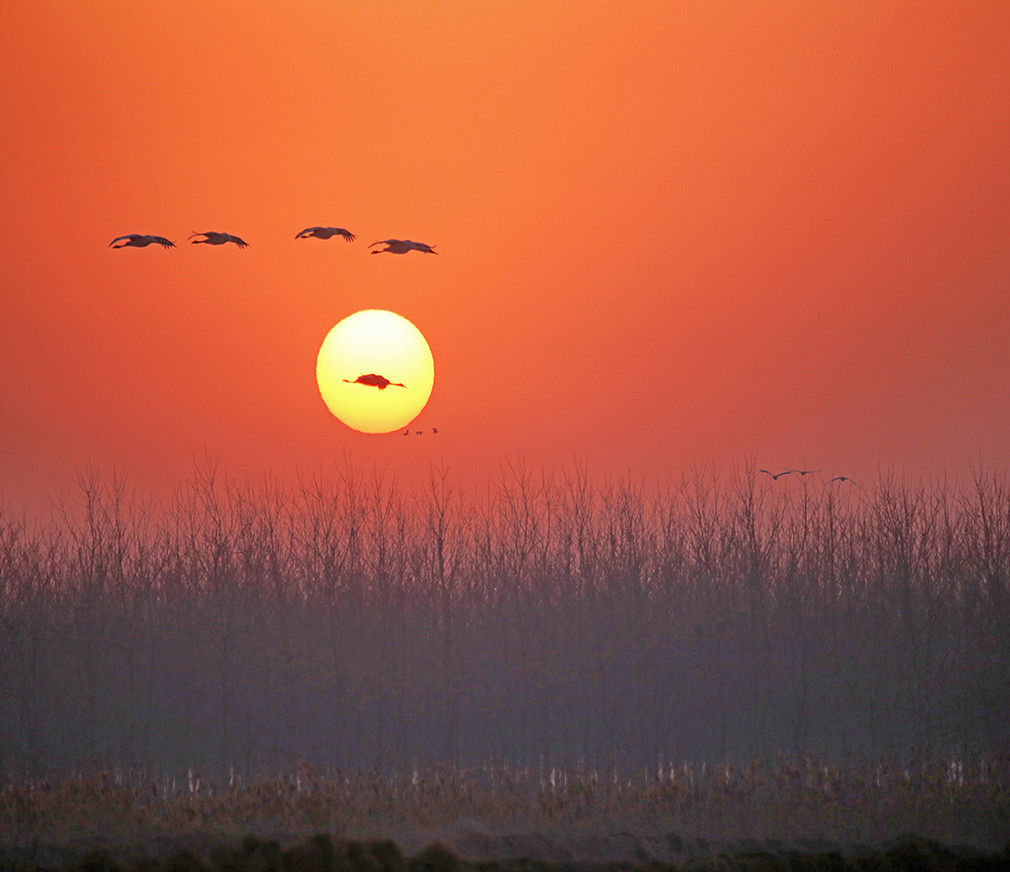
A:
[
  {"left": 110, "top": 234, "right": 175, "bottom": 249},
  {"left": 342, "top": 373, "right": 406, "bottom": 390},
  {"left": 296, "top": 227, "right": 356, "bottom": 242},
  {"left": 368, "top": 239, "right": 437, "bottom": 255},
  {"left": 189, "top": 231, "right": 250, "bottom": 248},
  {"left": 759, "top": 469, "right": 793, "bottom": 480}
]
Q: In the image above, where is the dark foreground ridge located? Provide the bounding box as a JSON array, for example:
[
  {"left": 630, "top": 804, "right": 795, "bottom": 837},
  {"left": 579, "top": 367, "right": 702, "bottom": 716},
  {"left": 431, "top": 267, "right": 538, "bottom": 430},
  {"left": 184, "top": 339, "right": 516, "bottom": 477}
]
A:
[{"left": 2, "top": 832, "right": 1010, "bottom": 872}]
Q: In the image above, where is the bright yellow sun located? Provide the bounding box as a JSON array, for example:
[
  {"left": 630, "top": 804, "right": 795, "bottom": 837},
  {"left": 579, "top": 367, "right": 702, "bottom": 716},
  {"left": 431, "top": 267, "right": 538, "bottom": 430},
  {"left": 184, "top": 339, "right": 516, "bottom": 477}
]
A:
[{"left": 316, "top": 309, "right": 435, "bottom": 434}]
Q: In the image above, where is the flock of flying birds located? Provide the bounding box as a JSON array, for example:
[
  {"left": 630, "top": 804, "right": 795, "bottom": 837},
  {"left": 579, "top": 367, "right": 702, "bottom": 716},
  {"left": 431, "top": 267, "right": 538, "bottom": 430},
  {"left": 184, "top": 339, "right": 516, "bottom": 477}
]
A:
[
  {"left": 760, "top": 468, "right": 859, "bottom": 486},
  {"left": 109, "top": 228, "right": 438, "bottom": 254},
  {"left": 111, "top": 225, "right": 440, "bottom": 428},
  {"left": 114, "top": 232, "right": 861, "bottom": 462}
]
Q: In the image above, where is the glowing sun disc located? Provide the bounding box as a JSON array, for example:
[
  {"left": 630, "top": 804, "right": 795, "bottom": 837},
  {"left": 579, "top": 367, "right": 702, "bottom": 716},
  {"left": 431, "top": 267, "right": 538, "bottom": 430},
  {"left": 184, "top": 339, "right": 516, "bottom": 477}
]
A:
[{"left": 316, "top": 309, "right": 434, "bottom": 434}]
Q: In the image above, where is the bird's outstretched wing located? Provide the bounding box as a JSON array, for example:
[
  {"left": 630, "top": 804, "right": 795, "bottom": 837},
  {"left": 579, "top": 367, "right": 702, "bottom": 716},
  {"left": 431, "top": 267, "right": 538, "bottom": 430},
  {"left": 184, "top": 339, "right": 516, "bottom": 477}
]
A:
[
  {"left": 147, "top": 235, "right": 175, "bottom": 248},
  {"left": 110, "top": 234, "right": 142, "bottom": 247},
  {"left": 369, "top": 239, "right": 401, "bottom": 247},
  {"left": 225, "top": 234, "right": 249, "bottom": 248},
  {"left": 296, "top": 227, "right": 322, "bottom": 238},
  {"left": 404, "top": 240, "right": 438, "bottom": 254}
]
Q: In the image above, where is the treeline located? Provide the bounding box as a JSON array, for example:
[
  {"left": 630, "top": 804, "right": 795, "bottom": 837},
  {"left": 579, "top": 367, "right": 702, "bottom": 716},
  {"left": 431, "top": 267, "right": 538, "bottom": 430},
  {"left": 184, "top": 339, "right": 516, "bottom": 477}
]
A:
[{"left": 0, "top": 460, "right": 1008, "bottom": 778}]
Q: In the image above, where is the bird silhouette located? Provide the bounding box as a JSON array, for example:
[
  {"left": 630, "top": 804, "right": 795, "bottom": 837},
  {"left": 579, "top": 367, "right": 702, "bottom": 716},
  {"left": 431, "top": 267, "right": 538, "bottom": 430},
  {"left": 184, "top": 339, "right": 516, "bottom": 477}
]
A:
[
  {"left": 342, "top": 373, "right": 406, "bottom": 390},
  {"left": 295, "top": 226, "right": 356, "bottom": 242},
  {"left": 788, "top": 469, "right": 819, "bottom": 476},
  {"left": 368, "top": 239, "right": 438, "bottom": 255},
  {"left": 830, "top": 475, "right": 860, "bottom": 486},
  {"left": 403, "top": 429, "right": 410, "bottom": 436},
  {"left": 759, "top": 469, "right": 793, "bottom": 480},
  {"left": 432, "top": 427, "right": 438, "bottom": 434},
  {"left": 110, "top": 234, "right": 175, "bottom": 249},
  {"left": 189, "top": 231, "right": 249, "bottom": 248}
]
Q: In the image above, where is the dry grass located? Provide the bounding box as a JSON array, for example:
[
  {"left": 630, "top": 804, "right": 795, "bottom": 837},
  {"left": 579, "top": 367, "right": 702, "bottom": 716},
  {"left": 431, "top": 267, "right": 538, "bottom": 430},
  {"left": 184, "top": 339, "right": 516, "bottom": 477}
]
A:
[{"left": 2, "top": 756, "right": 1008, "bottom": 850}]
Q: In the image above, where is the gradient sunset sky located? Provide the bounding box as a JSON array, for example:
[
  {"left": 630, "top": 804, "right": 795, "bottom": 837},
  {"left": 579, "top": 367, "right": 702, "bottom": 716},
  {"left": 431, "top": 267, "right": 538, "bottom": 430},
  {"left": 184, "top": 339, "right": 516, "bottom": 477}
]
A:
[{"left": 2, "top": 2, "right": 1009, "bottom": 512}]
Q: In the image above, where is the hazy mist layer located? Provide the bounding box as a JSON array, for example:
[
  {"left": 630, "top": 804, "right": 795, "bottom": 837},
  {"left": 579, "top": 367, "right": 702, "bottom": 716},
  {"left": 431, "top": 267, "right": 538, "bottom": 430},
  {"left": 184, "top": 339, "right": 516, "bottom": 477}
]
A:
[{"left": 1, "top": 463, "right": 1007, "bottom": 779}]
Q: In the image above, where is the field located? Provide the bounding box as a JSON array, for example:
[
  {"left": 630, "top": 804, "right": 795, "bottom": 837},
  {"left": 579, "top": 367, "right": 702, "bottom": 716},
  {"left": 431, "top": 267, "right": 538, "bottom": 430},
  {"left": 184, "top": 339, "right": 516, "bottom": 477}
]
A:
[{"left": 1, "top": 462, "right": 1009, "bottom": 865}]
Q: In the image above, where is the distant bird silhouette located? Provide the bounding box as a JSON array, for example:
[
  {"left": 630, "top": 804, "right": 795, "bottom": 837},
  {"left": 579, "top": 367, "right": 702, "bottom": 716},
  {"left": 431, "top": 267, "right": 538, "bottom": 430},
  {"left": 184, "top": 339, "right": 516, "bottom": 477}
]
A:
[
  {"left": 110, "top": 234, "right": 175, "bottom": 249},
  {"left": 759, "top": 469, "right": 792, "bottom": 480},
  {"left": 432, "top": 427, "right": 438, "bottom": 434},
  {"left": 403, "top": 429, "right": 410, "bottom": 436},
  {"left": 415, "top": 430, "right": 423, "bottom": 435},
  {"left": 295, "top": 226, "right": 356, "bottom": 242},
  {"left": 788, "top": 469, "right": 819, "bottom": 477},
  {"left": 342, "top": 373, "right": 405, "bottom": 390},
  {"left": 369, "top": 239, "right": 438, "bottom": 255},
  {"left": 189, "top": 231, "right": 249, "bottom": 248},
  {"left": 830, "top": 475, "right": 860, "bottom": 486}
]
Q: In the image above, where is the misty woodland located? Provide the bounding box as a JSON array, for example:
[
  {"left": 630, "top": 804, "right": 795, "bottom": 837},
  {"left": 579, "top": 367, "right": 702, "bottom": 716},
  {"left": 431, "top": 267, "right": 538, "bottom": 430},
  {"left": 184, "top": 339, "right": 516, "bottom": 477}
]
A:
[{"left": 3, "top": 461, "right": 1007, "bottom": 774}]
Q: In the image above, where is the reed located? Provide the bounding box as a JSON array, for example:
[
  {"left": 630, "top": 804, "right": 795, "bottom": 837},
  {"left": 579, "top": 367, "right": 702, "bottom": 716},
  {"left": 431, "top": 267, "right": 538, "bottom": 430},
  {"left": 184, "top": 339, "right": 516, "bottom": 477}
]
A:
[{"left": 1, "top": 756, "right": 1007, "bottom": 849}]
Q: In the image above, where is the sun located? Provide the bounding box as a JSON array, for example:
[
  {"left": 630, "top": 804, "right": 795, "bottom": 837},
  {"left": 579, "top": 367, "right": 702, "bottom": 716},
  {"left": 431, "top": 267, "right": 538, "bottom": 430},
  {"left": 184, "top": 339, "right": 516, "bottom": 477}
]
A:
[{"left": 316, "top": 309, "right": 434, "bottom": 434}]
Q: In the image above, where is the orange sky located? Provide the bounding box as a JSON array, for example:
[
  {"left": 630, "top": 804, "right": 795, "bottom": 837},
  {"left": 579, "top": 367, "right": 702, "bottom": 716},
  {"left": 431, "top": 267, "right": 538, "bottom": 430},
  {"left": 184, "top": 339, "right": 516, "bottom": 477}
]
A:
[{"left": 2, "top": 1, "right": 1009, "bottom": 513}]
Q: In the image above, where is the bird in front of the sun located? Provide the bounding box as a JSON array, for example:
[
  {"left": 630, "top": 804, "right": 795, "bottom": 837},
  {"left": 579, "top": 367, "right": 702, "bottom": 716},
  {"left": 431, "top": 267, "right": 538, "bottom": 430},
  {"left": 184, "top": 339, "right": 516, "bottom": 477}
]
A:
[
  {"left": 189, "top": 231, "right": 249, "bottom": 248},
  {"left": 295, "top": 226, "right": 356, "bottom": 242},
  {"left": 368, "top": 239, "right": 438, "bottom": 255},
  {"left": 343, "top": 373, "right": 406, "bottom": 390},
  {"left": 110, "top": 233, "right": 175, "bottom": 249},
  {"left": 759, "top": 469, "right": 792, "bottom": 480}
]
